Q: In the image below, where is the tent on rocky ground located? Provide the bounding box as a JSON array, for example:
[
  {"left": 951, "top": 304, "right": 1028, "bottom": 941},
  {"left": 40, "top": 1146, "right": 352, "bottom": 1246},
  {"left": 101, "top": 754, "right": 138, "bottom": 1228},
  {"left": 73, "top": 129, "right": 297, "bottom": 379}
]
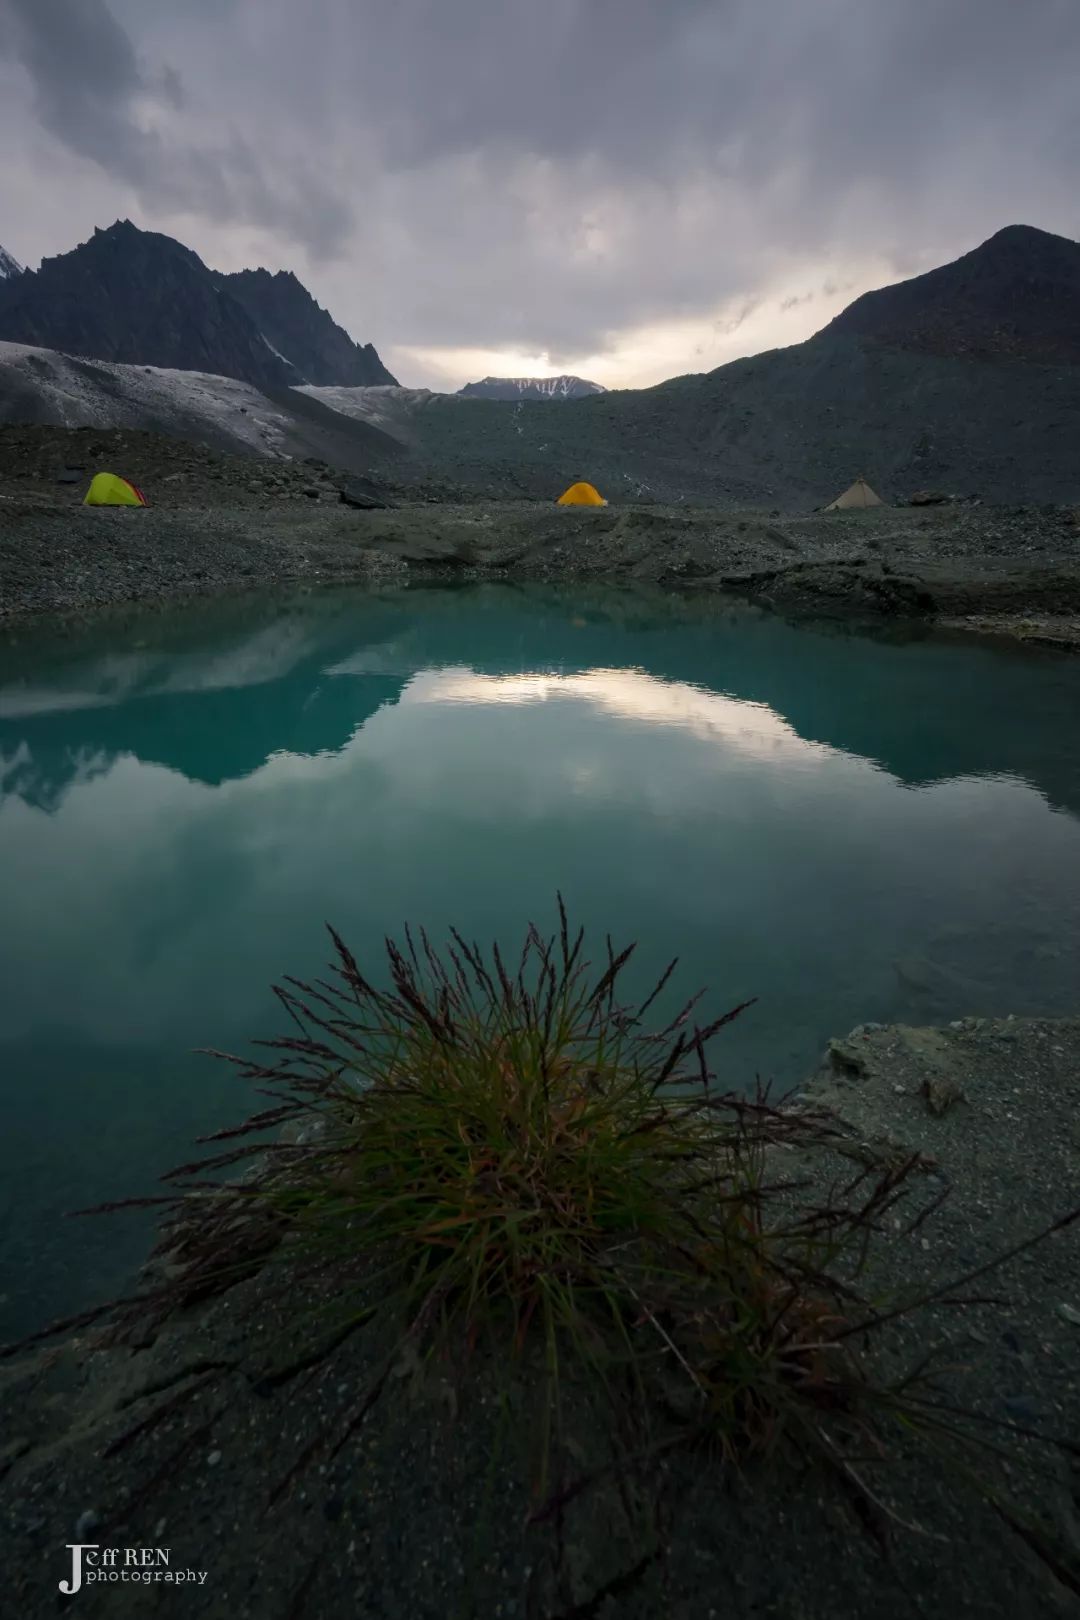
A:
[
  {"left": 556, "top": 481, "right": 607, "bottom": 507},
  {"left": 823, "top": 477, "right": 884, "bottom": 511},
  {"left": 84, "top": 472, "right": 148, "bottom": 507}
]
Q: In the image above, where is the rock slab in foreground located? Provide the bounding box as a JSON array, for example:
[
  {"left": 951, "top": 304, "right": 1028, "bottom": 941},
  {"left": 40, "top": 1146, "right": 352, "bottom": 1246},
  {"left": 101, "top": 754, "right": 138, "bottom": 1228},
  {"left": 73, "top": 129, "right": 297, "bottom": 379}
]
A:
[{"left": 0, "top": 1017, "right": 1078, "bottom": 1618}]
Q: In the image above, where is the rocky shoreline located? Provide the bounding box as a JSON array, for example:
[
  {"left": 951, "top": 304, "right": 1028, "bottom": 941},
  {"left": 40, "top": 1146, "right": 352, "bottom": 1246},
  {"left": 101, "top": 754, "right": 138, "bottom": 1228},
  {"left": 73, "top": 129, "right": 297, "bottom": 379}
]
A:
[
  {"left": 3, "top": 491, "right": 1080, "bottom": 652},
  {"left": 1, "top": 1015, "right": 1077, "bottom": 1619}
]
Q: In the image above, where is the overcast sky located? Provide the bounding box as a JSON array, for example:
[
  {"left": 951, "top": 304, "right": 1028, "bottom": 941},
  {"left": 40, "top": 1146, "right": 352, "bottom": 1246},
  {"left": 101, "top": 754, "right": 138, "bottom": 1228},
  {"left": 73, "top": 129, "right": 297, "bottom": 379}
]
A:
[{"left": 1, "top": 0, "right": 1077, "bottom": 390}]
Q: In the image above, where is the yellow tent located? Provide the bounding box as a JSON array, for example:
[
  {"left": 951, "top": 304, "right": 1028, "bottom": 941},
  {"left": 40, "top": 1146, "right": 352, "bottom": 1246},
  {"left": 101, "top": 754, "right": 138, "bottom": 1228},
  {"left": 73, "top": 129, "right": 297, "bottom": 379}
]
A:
[
  {"left": 556, "top": 481, "right": 607, "bottom": 507},
  {"left": 823, "top": 477, "right": 884, "bottom": 511},
  {"left": 84, "top": 472, "right": 148, "bottom": 507}
]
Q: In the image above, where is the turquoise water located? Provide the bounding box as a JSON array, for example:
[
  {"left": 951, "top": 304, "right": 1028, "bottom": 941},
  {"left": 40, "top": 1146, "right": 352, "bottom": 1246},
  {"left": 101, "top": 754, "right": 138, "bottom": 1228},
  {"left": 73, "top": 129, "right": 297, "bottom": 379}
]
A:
[{"left": 2, "top": 582, "right": 1079, "bottom": 1340}]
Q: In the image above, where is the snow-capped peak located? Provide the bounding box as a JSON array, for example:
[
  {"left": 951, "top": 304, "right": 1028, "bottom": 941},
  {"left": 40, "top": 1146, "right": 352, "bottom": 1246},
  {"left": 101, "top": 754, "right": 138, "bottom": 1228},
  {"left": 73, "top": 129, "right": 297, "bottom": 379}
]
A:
[
  {"left": 0, "top": 244, "right": 24, "bottom": 281},
  {"left": 458, "top": 374, "right": 606, "bottom": 401}
]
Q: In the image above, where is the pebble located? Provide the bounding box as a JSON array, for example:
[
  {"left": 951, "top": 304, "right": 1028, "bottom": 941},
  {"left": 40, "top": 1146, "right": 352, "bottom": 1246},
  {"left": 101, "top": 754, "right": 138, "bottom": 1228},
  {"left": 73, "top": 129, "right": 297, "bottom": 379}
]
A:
[
  {"left": 207, "top": 1450, "right": 222, "bottom": 1467},
  {"left": 1057, "top": 1303, "right": 1080, "bottom": 1328},
  {"left": 75, "top": 1509, "right": 100, "bottom": 1538}
]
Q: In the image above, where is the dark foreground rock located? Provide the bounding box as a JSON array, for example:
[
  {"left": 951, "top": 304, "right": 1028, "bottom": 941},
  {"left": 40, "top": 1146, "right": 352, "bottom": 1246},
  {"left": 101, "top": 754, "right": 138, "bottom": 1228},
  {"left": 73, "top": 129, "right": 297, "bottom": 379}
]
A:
[{"left": 1, "top": 1018, "right": 1077, "bottom": 1618}]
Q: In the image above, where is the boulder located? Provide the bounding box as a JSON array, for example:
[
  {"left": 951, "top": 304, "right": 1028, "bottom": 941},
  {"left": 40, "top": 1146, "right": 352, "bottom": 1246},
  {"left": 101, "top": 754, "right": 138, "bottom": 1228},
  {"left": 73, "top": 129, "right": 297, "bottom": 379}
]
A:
[{"left": 338, "top": 478, "right": 393, "bottom": 511}]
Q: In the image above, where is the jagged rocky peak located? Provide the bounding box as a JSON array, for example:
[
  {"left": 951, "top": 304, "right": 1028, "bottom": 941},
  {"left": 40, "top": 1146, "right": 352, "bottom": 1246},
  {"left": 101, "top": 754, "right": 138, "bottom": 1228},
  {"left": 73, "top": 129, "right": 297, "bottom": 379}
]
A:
[
  {"left": 457, "top": 374, "right": 606, "bottom": 401},
  {"left": 0, "top": 219, "right": 293, "bottom": 388},
  {"left": 0, "top": 219, "right": 396, "bottom": 390},
  {"left": 221, "top": 266, "right": 398, "bottom": 387}
]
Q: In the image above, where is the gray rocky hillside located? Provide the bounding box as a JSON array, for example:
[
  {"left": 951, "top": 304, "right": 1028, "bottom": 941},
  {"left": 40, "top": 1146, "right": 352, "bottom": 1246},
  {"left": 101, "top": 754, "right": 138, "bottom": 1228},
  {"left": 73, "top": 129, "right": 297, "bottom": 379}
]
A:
[
  {"left": 3, "top": 223, "right": 1080, "bottom": 509},
  {"left": 350, "top": 224, "right": 1080, "bottom": 507},
  {"left": 825, "top": 223, "right": 1080, "bottom": 363}
]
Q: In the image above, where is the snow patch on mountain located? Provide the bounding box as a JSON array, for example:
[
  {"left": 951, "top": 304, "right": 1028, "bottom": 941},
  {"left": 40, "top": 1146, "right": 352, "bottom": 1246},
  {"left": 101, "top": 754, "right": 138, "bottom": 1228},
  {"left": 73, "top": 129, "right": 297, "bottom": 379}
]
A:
[
  {"left": 0, "top": 244, "right": 23, "bottom": 281},
  {"left": 259, "top": 332, "right": 300, "bottom": 374},
  {"left": 0, "top": 341, "right": 294, "bottom": 456},
  {"left": 298, "top": 383, "right": 435, "bottom": 434}
]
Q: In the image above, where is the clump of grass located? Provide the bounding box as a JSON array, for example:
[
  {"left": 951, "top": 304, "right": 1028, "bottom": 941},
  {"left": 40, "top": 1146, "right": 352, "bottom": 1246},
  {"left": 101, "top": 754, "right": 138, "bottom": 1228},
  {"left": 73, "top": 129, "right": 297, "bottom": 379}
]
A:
[
  {"left": 11, "top": 902, "right": 1079, "bottom": 1583},
  {"left": 77, "top": 905, "right": 911, "bottom": 1483}
]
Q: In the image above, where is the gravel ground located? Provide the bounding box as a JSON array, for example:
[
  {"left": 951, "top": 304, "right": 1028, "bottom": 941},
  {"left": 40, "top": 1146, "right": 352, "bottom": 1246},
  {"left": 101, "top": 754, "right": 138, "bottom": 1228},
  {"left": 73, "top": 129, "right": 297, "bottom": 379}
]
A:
[
  {"left": 3, "top": 422, "right": 1080, "bottom": 644},
  {"left": 0, "top": 1017, "right": 1077, "bottom": 1619},
  {"left": 3, "top": 491, "right": 1080, "bottom": 649}
]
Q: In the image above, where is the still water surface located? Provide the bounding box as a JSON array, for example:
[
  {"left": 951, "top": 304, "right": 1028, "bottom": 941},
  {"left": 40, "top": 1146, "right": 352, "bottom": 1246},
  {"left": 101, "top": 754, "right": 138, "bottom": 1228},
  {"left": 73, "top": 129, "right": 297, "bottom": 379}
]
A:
[{"left": 2, "top": 583, "right": 1079, "bottom": 1338}]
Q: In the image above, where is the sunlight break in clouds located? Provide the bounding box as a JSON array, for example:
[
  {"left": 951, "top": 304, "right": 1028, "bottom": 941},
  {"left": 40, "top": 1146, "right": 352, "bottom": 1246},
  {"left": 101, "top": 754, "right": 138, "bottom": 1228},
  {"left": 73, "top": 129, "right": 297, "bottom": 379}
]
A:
[{"left": 2, "top": 0, "right": 1078, "bottom": 389}]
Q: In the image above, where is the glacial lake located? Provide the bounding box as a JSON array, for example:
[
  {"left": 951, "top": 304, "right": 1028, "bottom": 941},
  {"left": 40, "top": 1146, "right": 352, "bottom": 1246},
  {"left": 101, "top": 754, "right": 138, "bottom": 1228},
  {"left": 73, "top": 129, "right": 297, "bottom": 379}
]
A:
[{"left": 2, "top": 582, "right": 1080, "bottom": 1341}]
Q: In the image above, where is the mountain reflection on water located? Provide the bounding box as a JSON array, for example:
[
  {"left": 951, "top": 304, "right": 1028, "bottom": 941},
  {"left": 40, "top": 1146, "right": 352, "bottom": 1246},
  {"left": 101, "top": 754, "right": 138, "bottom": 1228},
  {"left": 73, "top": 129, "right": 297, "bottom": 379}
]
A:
[
  {"left": 1, "top": 584, "right": 1078, "bottom": 813},
  {"left": 1, "top": 583, "right": 1079, "bottom": 1339}
]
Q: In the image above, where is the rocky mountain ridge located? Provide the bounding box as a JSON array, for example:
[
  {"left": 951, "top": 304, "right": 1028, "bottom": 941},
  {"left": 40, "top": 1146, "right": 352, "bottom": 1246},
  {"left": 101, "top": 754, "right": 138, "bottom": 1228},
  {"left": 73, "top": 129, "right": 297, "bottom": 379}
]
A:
[
  {"left": 0, "top": 222, "right": 291, "bottom": 389},
  {"left": 825, "top": 223, "right": 1080, "bottom": 364},
  {"left": 342, "top": 224, "right": 1080, "bottom": 506},
  {"left": 2, "top": 222, "right": 1078, "bottom": 507},
  {"left": 0, "top": 221, "right": 395, "bottom": 391},
  {"left": 222, "top": 268, "right": 398, "bottom": 386}
]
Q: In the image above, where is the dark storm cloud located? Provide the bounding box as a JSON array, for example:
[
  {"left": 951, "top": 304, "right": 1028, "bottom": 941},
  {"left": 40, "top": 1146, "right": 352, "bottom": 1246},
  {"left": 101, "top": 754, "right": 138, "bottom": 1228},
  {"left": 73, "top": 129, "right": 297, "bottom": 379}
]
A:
[
  {"left": 2, "top": 0, "right": 350, "bottom": 253},
  {"left": 255, "top": 0, "right": 1079, "bottom": 352},
  {"left": 344, "top": 0, "right": 1079, "bottom": 187},
  {"left": 2, "top": 0, "right": 1078, "bottom": 371}
]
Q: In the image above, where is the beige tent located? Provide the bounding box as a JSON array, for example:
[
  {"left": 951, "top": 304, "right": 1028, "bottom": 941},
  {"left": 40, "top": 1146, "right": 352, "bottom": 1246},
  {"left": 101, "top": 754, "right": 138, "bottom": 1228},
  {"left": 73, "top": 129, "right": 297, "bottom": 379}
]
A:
[{"left": 823, "top": 477, "right": 884, "bottom": 511}]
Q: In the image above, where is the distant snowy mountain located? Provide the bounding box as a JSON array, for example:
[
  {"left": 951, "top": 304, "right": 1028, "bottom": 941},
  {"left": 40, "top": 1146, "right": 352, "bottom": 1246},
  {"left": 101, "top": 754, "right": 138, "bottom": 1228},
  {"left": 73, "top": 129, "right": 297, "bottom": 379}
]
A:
[
  {"left": 457, "top": 374, "right": 605, "bottom": 401},
  {"left": 0, "top": 244, "right": 23, "bottom": 281}
]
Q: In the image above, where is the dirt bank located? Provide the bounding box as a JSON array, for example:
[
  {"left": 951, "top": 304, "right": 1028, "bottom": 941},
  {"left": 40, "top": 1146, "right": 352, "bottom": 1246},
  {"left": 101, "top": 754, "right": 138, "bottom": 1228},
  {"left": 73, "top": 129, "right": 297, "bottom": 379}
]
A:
[
  {"left": 1, "top": 1016, "right": 1077, "bottom": 1619},
  {"left": 4, "top": 488, "right": 1080, "bottom": 650}
]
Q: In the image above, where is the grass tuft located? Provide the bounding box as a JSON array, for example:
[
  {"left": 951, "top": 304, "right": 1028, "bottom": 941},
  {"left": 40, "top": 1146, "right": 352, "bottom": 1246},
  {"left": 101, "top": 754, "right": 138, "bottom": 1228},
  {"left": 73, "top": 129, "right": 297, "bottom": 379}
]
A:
[
  {"left": 81, "top": 903, "right": 906, "bottom": 1475},
  {"left": 9, "top": 902, "right": 1079, "bottom": 1588}
]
